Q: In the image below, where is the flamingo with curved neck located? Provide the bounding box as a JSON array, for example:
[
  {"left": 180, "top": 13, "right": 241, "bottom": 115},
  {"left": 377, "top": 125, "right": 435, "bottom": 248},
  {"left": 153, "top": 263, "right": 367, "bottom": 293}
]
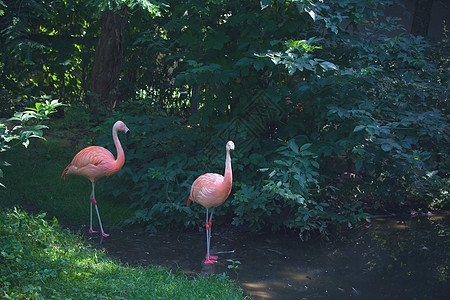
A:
[
  {"left": 62, "top": 120, "right": 130, "bottom": 237},
  {"left": 187, "top": 141, "right": 235, "bottom": 264}
]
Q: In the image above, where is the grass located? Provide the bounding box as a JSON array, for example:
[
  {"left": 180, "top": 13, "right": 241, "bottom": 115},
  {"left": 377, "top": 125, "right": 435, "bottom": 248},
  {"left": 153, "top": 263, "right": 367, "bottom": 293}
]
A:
[{"left": 0, "top": 208, "right": 247, "bottom": 299}]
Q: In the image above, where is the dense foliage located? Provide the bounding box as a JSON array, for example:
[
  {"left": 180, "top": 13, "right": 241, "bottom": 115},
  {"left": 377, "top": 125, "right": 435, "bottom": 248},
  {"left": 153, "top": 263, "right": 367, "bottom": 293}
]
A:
[{"left": 1, "top": 0, "right": 448, "bottom": 239}]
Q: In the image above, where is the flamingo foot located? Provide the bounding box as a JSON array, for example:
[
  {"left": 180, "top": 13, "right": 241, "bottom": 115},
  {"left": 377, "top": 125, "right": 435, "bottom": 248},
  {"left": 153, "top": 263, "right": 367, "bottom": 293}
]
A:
[
  {"left": 101, "top": 232, "right": 110, "bottom": 237},
  {"left": 89, "top": 229, "right": 97, "bottom": 234},
  {"left": 204, "top": 255, "right": 218, "bottom": 264},
  {"left": 205, "top": 258, "right": 218, "bottom": 264}
]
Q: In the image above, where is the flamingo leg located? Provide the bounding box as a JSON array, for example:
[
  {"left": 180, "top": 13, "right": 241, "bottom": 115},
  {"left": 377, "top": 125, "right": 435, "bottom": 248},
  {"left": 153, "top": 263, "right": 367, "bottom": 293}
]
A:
[
  {"left": 208, "top": 208, "right": 217, "bottom": 260},
  {"left": 94, "top": 204, "right": 109, "bottom": 237},
  {"left": 205, "top": 209, "right": 210, "bottom": 262},
  {"left": 89, "top": 181, "right": 109, "bottom": 237},
  {"left": 89, "top": 182, "right": 97, "bottom": 234},
  {"left": 205, "top": 208, "right": 217, "bottom": 264}
]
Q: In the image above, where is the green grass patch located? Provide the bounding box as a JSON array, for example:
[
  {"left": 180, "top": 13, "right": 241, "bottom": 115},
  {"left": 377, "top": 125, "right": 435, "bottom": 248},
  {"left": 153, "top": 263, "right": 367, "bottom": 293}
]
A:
[{"left": 0, "top": 208, "right": 248, "bottom": 299}]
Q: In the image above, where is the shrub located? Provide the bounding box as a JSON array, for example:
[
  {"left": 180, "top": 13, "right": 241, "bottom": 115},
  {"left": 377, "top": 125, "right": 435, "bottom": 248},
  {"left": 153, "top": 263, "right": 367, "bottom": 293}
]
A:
[{"left": 0, "top": 97, "right": 63, "bottom": 187}]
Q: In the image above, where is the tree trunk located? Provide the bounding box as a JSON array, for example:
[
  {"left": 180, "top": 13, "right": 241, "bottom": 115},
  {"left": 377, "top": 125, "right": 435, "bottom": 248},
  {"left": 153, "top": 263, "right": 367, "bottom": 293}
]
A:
[
  {"left": 190, "top": 84, "right": 200, "bottom": 115},
  {"left": 411, "top": 0, "right": 434, "bottom": 37},
  {"left": 89, "top": 6, "right": 128, "bottom": 114}
]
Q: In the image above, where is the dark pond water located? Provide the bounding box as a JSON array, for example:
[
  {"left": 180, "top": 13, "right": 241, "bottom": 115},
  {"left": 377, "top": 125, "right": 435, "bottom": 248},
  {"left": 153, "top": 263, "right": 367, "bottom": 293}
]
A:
[{"left": 86, "top": 214, "right": 449, "bottom": 299}]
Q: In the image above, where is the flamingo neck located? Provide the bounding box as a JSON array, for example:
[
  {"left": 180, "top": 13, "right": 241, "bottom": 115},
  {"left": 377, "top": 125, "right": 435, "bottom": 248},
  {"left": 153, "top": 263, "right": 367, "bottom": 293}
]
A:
[
  {"left": 112, "top": 126, "right": 125, "bottom": 172},
  {"left": 223, "top": 150, "right": 232, "bottom": 188}
]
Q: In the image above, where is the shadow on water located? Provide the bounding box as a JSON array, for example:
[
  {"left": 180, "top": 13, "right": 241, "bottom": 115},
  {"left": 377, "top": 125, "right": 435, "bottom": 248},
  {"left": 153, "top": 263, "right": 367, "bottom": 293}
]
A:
[{"left": 85, "top": 214, "right": 449, "bottom": 299}]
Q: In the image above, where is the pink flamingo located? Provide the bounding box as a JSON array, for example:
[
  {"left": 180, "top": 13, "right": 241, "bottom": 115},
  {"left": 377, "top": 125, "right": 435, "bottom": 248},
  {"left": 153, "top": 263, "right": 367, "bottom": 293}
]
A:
[
  {"left": 187, "top": 141, "right": 235, "bottom": 264},
  {"left": 61, "top": 120, "right": 130, "bottom": 237}
]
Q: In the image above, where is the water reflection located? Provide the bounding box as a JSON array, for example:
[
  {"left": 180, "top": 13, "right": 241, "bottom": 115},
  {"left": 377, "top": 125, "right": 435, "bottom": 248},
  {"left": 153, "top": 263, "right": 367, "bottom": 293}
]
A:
[{"left": 86, "top": 214, "right": 449, "bottom": 299}]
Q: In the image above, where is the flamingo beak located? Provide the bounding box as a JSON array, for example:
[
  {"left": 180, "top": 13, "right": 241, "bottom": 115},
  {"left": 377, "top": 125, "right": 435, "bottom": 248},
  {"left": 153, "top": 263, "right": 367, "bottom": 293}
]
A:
[
  {"left": 229, "top": 148, "right": 234, "bottom": 157},
  {"left": 126, "top": 129, "right": 130, "bottom": 139}
]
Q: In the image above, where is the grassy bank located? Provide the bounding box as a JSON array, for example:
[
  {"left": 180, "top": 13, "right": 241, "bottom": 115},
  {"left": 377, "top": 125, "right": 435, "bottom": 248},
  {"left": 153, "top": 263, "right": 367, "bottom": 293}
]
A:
[{"left": 0, "top": 208, "right": 247, "bottom": 299}]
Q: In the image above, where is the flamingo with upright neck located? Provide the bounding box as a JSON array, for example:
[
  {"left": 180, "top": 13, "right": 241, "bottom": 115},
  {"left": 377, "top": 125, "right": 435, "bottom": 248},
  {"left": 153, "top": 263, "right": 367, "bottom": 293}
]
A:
[
  {"left": 187, "top": 141, "right": 235, "bottom": 264},
  {"left": 62, "top": 120, "right": 130, "bottom": 237}
]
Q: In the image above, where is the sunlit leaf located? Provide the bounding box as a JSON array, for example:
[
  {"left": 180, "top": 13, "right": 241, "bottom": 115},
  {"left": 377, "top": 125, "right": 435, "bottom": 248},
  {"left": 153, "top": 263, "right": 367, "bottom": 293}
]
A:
[{"left": 260, "top": 0, "right": 271, "bottom": 10}]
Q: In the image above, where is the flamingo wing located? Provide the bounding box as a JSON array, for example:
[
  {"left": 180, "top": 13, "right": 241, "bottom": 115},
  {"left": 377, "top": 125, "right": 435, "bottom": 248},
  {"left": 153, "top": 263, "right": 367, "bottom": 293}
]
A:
[
  {"left": 188, "top": 173, "right": 224, "bottom": 209},
  {"left": 62, "top": 146, "right": 115, "bottom": 180}
]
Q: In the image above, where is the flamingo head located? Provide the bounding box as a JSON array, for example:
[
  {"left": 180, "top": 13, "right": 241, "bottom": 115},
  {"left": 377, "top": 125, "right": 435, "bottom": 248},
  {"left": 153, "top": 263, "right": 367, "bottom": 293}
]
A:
[
  {"left": 114, "top": 120, "right": 130, "bottom": 137},
  {"left": 226, "top": 141, "right": 235, "bottom": 157}
]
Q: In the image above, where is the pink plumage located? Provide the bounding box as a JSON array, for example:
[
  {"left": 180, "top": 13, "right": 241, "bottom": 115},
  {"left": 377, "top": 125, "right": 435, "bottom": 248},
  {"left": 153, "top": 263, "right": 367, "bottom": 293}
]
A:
[
  {"left": 62, "top": 120, "right": 130, "bottom": 237},
  {"left": 188, "top": 173, "right": 232, "bottom": 209},
  {"left": 187, "top": 141, "right": 235, "bottom": 264},
  {"left": 62, "top": 146, "right": 120, "bottom": 180}
]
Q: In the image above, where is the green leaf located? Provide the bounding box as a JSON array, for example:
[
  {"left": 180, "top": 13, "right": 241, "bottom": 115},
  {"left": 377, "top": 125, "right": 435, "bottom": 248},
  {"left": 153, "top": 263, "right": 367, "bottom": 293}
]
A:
[
  {"left": 355, "top": 158, "right": 363, "bottom": 171},
  {"left": 288, "top": 139, "right": 299, "bottom": 153},
  {"left": 22, "top": 139, "right": 30, "bottom": 148},
  {"left": 306, "top": 8, "right": 316, "bottom": 21},
  {"left": 260, "top": 0, "right": 271, "bottom": 10},
  {"left": 204, "top": 30, "right": 230, "bottom": 50},
  {"left": 300, "top": 150, "right": 313, "bottom": 156},
  {"left": 0, "top": 160, "right": 12, "bottom": 167},
  {"left": 381, "top": 144, "right": 393, "bottom": 152},
  {"left": 28, "top": 125, "right": 48, "bottom": 131},
  {"left": 253, "top": 60, "right": 264, "bottom": 71},
  {"left": 300, "top": 143, "right": 312, "bottom": 151},
  {"left": 320, "top": 61, "right": 338, "bottom": 70}
]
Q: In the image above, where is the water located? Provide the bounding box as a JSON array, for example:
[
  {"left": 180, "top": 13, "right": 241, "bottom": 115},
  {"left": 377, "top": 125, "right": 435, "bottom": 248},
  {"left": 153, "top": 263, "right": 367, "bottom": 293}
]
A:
[{"left": 86, "top": 214, "right": 449, "bottom": 299}]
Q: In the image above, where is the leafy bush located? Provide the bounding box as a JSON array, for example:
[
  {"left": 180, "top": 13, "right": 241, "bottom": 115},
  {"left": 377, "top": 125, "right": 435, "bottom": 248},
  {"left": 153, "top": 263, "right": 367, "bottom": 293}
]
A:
[
  {"left": 95, "top": 0, "right": 449, "bottom": 239},
  {"left": 0, "top": 97, "right": 63, "bottom": 187},
  {"left": 93, "top": 111, "right": 370, "bottom": 240},
  {"left": 2, "top": 0, "right": 448, "bottom": 240},
  {"left": 0, "top": 208, "right": 68, "bottom": 297}
]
